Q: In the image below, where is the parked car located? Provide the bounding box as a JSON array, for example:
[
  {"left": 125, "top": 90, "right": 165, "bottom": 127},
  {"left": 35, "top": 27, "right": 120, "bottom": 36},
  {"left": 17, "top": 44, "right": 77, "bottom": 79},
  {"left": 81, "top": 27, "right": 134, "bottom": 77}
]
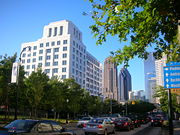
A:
[
  {"left": 151, "top": 117, "right": 163, "bottom": 127},
  {"left": 0, "top": 119, "right": 76, "bottom": 135},
  {"left": 77, "top": 117, "right": 93, "bottom": 128},
  {"left": 83, "top": 117, "right": 115, "bottom": 135},
  {"left": 113, "top": 117, "right": 134, "bottom": 131}
]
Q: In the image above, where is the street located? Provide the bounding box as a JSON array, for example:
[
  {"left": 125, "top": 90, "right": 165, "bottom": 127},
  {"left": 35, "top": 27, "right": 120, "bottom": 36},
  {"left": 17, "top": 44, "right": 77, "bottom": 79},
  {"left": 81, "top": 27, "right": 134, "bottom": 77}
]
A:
[{"left": 63, "top": 122, "right": 165, "bottom": 135}]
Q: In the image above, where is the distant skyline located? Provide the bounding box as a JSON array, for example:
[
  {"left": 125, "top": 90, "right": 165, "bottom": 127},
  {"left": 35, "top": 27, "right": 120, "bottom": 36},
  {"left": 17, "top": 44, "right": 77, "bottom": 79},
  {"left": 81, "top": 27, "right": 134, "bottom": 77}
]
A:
[{"left": 0, "top": 0, "right": 145, "bottom": 90}]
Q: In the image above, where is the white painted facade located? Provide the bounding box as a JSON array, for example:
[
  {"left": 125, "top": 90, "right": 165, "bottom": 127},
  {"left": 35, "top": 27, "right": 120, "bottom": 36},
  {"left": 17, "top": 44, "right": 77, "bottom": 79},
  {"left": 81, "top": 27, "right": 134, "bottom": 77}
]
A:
[
  {"left": 155, "top": 55, "right": 167, "bottom": 86},
  {"left": 21, "top": 20, "right": 102, "bottom": 96}
]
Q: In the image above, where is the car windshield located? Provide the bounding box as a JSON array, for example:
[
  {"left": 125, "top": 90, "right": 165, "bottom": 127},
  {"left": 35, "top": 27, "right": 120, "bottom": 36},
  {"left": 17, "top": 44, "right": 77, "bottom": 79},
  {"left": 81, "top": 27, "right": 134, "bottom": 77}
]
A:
[
  {"left": 81, "top": 117, "right": 91, "bottom": 120},
  {"left": 116, "top": 117, "right": 128, "bottom": 121},
  {"left": 89, "top": 119, "right": 104, "bottom": 124},
  {"left": 5, "top": 120, "right": 37, "bottom": 131}
]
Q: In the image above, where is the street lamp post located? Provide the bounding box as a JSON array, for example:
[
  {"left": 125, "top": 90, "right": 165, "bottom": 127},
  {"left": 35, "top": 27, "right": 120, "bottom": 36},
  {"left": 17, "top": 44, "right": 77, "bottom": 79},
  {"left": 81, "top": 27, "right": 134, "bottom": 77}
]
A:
[
  {"left": 66, "top": 99, "right": 69, "bottom": 124},
  {"left": 14, "top": 46, "right": 31, "bottom": 120}
]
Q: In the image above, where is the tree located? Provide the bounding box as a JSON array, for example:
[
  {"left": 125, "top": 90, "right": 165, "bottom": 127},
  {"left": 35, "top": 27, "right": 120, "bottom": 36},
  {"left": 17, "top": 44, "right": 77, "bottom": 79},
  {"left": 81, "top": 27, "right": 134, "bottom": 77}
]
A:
[
  {"left": 63, "top": 78, "right": 85, "bottom": 118},
  {"left": 87, "top": 0, "right": 180, "bottom": 65},
  {"left": 0, "top": 54, "right": 17, "bottom": 119},
  {"left": 154, "top": 86, "right": 180, "bottom": 113},
  {"left": 24, "top": 69, "right": 49, "bottom": 117}
]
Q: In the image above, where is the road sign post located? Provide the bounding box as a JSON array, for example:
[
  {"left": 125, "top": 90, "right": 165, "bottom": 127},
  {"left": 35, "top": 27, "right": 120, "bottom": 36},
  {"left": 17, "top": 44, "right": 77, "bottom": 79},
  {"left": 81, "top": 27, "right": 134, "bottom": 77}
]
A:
[{"left": 164, "top": 62, "right": 180, "bottom": 135}]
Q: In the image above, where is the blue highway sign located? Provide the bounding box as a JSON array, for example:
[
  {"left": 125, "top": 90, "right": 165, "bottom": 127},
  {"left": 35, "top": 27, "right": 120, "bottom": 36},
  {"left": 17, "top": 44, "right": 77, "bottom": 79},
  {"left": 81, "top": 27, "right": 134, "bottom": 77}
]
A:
[{"left": 164, "top": 62, "right": 180, "bottom": 89}]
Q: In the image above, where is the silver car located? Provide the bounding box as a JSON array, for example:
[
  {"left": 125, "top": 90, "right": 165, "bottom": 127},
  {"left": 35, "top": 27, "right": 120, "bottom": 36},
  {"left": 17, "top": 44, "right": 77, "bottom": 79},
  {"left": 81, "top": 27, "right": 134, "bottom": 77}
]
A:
[{"left": 83, "top": 117, "right": 115, "bottom": 135}]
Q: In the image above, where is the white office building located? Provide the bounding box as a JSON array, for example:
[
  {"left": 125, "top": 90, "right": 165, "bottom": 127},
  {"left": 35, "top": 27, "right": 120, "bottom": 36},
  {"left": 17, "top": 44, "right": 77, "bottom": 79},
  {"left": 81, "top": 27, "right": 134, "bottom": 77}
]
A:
[
  {"left": 21, "top": 20, "right": 102, "bottom": 96},
  {"left": 155, "top": 55, "right": 167, "bottom": 86},
  {"left": 86, "top": 52, "right": 103, "bottom": 96}
]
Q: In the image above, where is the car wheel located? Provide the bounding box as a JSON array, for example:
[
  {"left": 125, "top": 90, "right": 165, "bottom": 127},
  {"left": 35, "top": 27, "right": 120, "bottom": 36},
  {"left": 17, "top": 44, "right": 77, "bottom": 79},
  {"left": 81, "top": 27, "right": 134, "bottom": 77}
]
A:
[
  {"left": 127, "top": 126, "right": 131, "bottom": 131},
  {"left": 104, "top": 129, "right": 108, "bottom": 135},
  {"left": 85, "top": 132, "right": 89, "bottom": 135},
  {"left": 111, "top": 128, "right": 115, "bottom": 134}
]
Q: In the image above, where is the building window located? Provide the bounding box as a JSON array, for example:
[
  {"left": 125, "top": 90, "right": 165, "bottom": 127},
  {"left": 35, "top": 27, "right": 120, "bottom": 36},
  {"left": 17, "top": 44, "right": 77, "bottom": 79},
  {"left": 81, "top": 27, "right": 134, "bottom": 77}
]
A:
[
  {"left": 48, "top": 28, "right": 52, "bottom": 37},
  {"left": 22, "top": 53, "right": 26, "bottom": 57},
  {"left": 62, "top": 60, "right": 67, "bottom": 65},
  {"left": 53, "top": 61, "right": 58, "bottom": 66},
  {"left": 46, "top": 49, "right": 51, "bottom": 53},
  {"left": 53, "top": 68, "right": 58, "bottom": 73},
  {"left": 76, "top": 50, "right": 79, "bottom": 55},
  {"left": 62, "top": 68, "right": 66, "bottom": 72},
  {"left": 39, "top": 56, "right": 43, "bottom": 61},
  {"left": 59, "top": 26, "right": 63, "bottom": 35},
  {"left": 28, "top": 53, "right": 31, "bottom": 57},
  {"left": 45, "top": 69, "right": 50, "bottom": 73},
  {"left": 33, "top": 52, "right": 36, "bottom": 56},
  {"left": 73, "top": 40, "right": 75, "bottom": 46},
  {"left": 40, "top": 43, "right": 43, "bottom": 48},
  {"left": 32, "top": 58, "right": 36, "bottom": 62},
  {"left": 63, "top": 40, "right": 67, "bottom": 44},
  {"left": 46, "top": 42, "right": 49, "bottom": 47},
  {"left": 57, "top": 41, "right": 60, "bottom": 45},
  {"left": 63, "top": 47, "right": 67, "bottom": 51},
  {"left": 33, "top": 46, "right": 37, "bottom": 50},
  {"left": 39, "top": 50, "right": 43, "bottom": 54},
  {"left": 62, "top": 53, "right": 67, "bottom": 58},
  {"left": 32, "top": 65, "right": 35, "bottom": 69},
  {"left": 73, "top": 48, "right": 75, "bottom": 52},
  {"left": 72, "top": 68, "right": 75, "bottom": 74},
  {"left": 26, "top": 72, "right": 29, "bottom": 76},
  {"left": 22, "top": 60, "right": 25, "bottom": 63},
  {"left": 45, "top": 62, "right": 50, "bottom": 66},
  {"left": 46, "top": 55, "right": 51, "bottom": 60},
  {"left": 51, "top": 41, "right": 55, "bottom": 46},
  {"left": 38, "top": 63, "right": 42, "bottom": 67},
  {"left": 54, "top": 27, "right": 57, "bottom": 36},
  {"left": 27, "top": 59, "right": 30, "bottom": 63},
  {"left": 54, "top": 48, "right": 59, "bottom": 52},
  {"left": 27, "top": 65, "right": 30, "bottom": 69},
  {"left": 54, "top": 55, "right": 58, "bottom": 59},
  {"left": 62, "top": 75, "right": 66, "bottom": 79}
]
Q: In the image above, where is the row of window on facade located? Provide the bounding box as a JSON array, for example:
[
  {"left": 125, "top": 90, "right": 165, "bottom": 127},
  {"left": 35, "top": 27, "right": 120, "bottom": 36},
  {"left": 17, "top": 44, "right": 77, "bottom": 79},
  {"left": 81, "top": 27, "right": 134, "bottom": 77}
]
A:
[
  {"left": 71, "top": 75, "right": 85, "bottom": 85},
  {"left": 23, "top": 53, "right": 66, "bottom": 61},
  {"left": 72, "top": 40, "right": 85, "bottom": 53},
  {"left": 48, "top": 25, "right": 81, "bottom": 41},
  {"left": 48, "top": 26, "right": 63, "bottom": 37},
  {"left": 86, "top": 55, "right": 100, "bottom": 67},
  {"left": 86, "top": 78, "right": 100, "bottom": 86},
  {"left": 86, "top": 73, "right": 100, "bottom": 81},
  {"left": 86, "top": 83, "right": 100, "bottom": 90},
  {"left": 22, "top": 40, "right": 67, "bottom": 52}
]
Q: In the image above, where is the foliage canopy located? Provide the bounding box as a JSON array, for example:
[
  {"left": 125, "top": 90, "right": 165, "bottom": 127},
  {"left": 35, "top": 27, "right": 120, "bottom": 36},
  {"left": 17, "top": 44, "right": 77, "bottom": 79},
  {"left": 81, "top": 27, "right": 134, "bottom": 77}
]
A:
[{"left": 88, "top": 0, "right": 180, "bottom": 65}]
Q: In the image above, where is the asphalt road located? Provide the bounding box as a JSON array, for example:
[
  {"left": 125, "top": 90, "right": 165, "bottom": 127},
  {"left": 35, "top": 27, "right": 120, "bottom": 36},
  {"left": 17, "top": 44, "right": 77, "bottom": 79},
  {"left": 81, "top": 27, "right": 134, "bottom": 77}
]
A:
[{"left": 63, "top": 122, "right": 163, "bottom": 135}]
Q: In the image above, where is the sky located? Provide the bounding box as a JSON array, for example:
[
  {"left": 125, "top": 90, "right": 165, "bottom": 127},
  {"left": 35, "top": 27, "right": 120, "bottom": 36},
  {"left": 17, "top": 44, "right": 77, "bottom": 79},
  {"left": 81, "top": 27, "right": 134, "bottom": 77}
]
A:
[{"left": 0, "top": 0, "right": 145, "bottom": 91}]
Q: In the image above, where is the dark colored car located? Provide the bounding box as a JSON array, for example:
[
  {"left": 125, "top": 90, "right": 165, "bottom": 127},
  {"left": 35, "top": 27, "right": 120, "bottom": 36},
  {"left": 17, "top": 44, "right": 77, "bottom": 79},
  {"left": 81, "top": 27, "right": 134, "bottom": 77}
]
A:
[
  {"left": 0, "top": 119, "right": 76, "bottom": 135},
  {"left": 151, "top": 117, "right": 163, "bottom": 127},
  {"left": 113, "top": 117, "right": 134, "bottom": 131},
  {"left": 128, "top": 116, "right": 141, "bottom": 128}
]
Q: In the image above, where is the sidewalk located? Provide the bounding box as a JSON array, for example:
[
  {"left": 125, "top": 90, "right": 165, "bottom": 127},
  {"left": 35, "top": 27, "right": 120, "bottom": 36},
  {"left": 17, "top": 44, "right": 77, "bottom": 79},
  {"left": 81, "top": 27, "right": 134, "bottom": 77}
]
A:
[
  {"left": 173, "top": 120, "right": 180, "bottom": 135},
  {"left": 159, "top": 120, "right": 180, "bottom": 135}
]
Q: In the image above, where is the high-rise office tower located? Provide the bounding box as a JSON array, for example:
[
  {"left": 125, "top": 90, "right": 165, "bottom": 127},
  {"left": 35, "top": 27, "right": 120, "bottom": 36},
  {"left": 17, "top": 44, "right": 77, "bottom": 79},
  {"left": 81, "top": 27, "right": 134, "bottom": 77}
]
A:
[
  {"left": 119, "top": 67, "right": 132, "bottom": 101},
  {"left": 20, "top": 20, "right": 102, "bottom": 96},
  {"left": 155, "top": 55, "right": 167, "bottom": 86},
  {"left": 144, "top": 52, "right": 156, "bottom": 101},
  {"left": 86, "top": 51, "right": 103, "bottom": 96},
  {"left": 103, "top": 57, "right": 118, "bottom": 100}
]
